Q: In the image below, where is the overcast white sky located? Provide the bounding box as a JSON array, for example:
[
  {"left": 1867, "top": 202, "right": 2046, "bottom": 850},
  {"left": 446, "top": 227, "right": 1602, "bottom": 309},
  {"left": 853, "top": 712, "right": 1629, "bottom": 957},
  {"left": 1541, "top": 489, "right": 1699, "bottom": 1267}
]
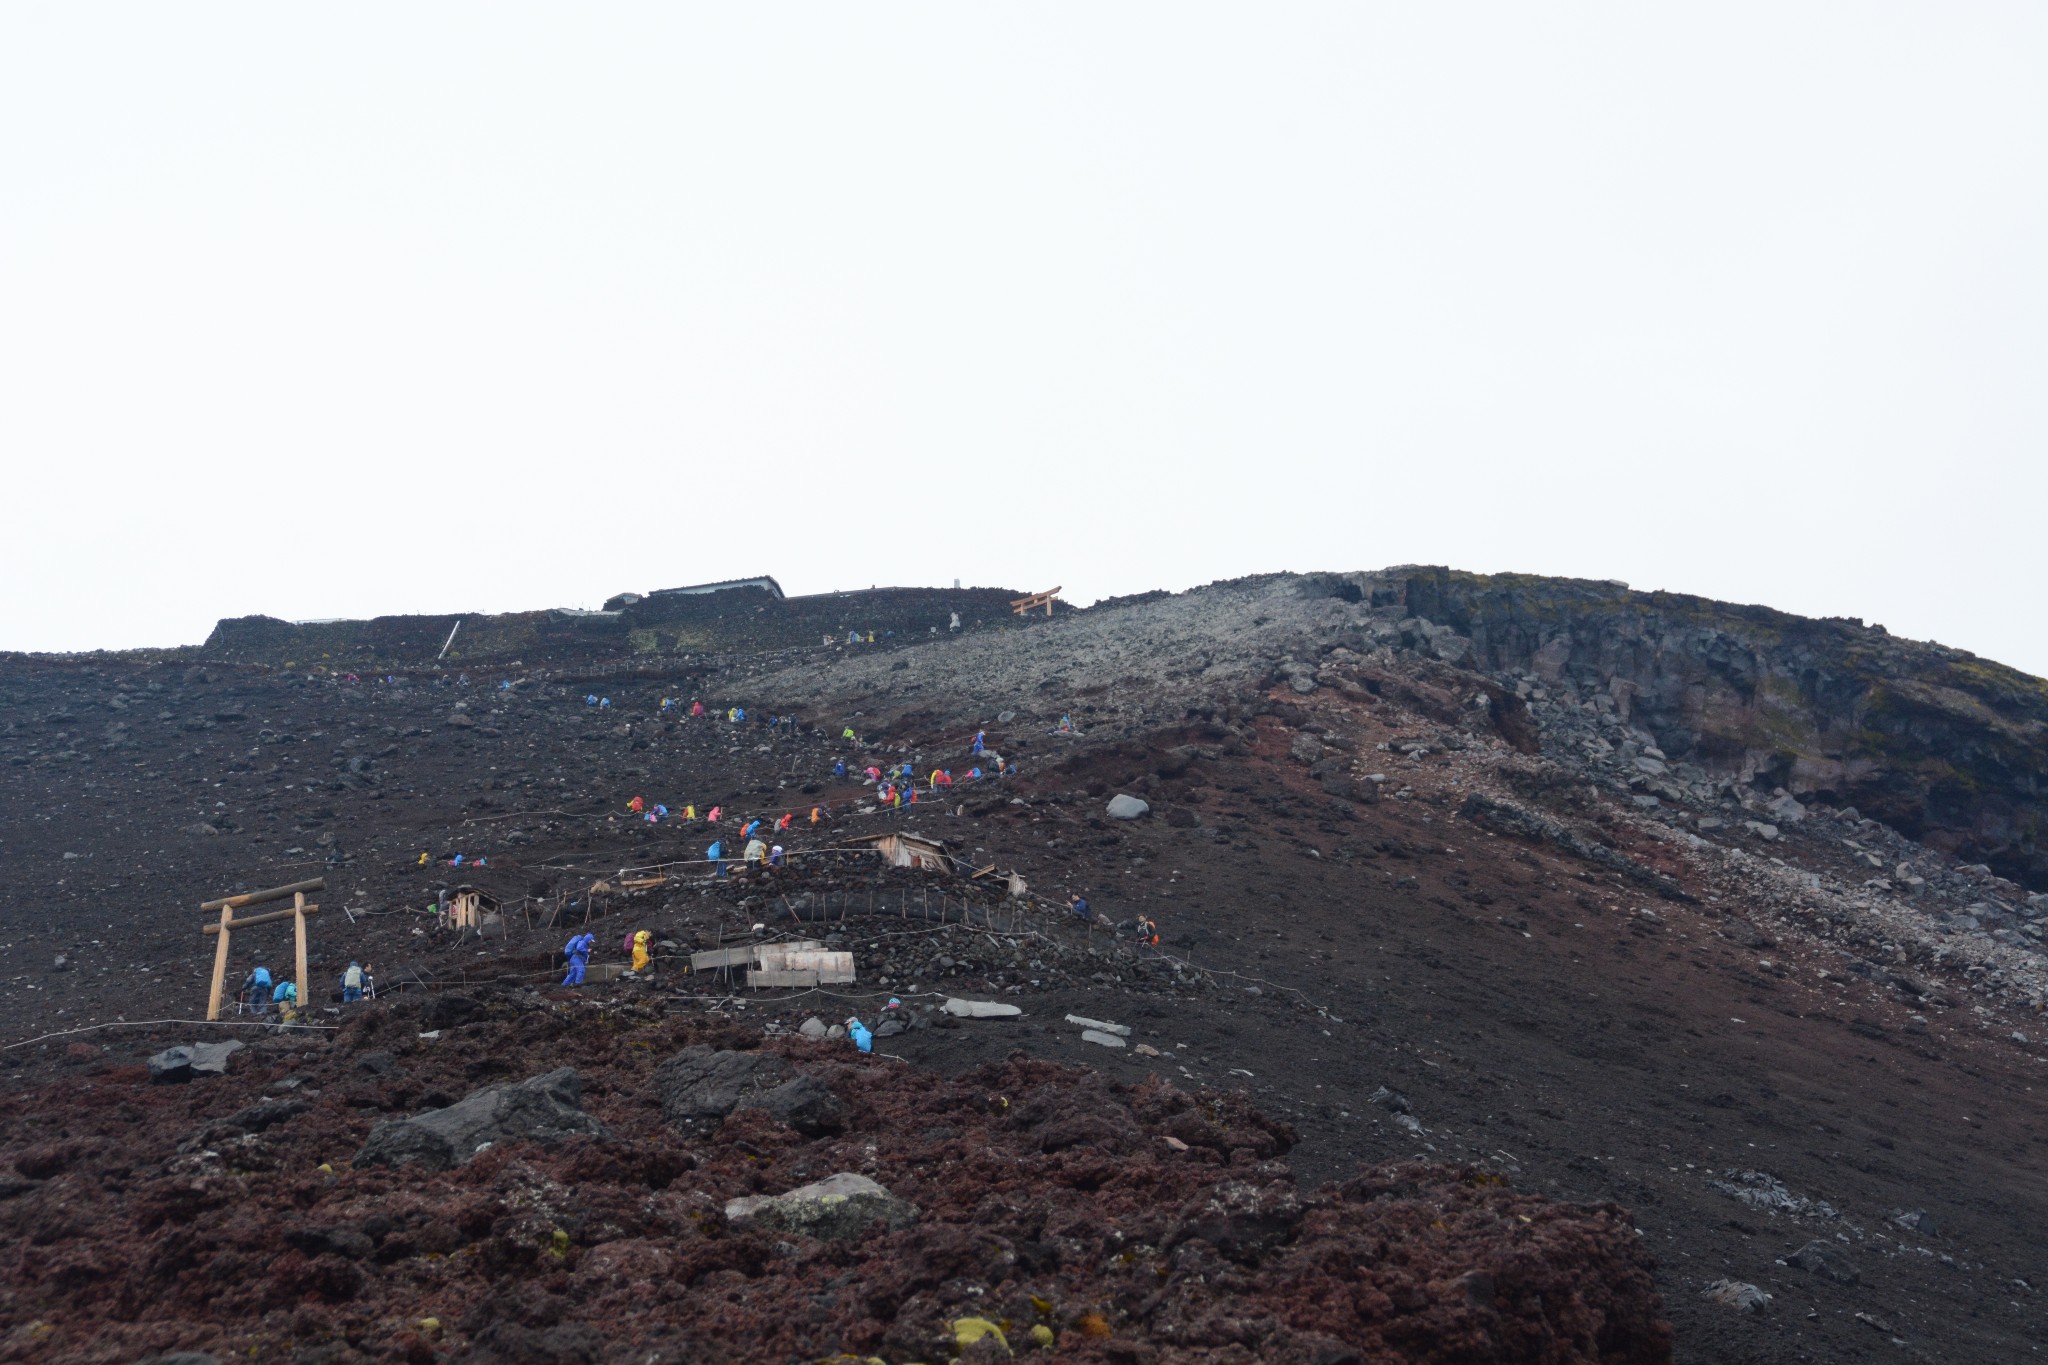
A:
[{"left": 3, "top": 5, "right": 2043, "bottom": 674}]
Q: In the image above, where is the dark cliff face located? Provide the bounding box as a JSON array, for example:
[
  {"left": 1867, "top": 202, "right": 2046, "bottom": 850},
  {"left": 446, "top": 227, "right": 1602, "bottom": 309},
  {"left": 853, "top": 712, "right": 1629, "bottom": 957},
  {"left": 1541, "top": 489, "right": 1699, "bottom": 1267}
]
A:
[{"left": 1399, "top": 567, "right": 2048, "bottom": 889}]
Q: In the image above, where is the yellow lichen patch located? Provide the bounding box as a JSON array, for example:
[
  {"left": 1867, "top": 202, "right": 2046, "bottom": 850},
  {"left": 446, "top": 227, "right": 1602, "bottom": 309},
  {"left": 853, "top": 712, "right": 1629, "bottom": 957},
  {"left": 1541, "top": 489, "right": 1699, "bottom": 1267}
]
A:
[{"left": 952, "top": 1316, "right": 1010, "bottom": 1353}]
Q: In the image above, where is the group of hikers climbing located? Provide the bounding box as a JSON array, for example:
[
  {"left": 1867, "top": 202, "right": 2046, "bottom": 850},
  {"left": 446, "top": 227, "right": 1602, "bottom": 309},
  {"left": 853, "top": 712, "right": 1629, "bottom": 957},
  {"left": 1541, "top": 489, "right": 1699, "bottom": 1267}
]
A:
[
  {"left": 560, "top": 928, "right": 652, "bottom": 985},
  {"left": 213, "top": 687, "right": 1166, "bottom": 1026},
  {"left": 235, "top": 960, "right": 374, "bottom": 1018},
  {"left": 615, "top": 724, "right": 1015, "bottom": 843},
  {"left": 1067, "top": 893, "right": 1159, "bottom": 947}
]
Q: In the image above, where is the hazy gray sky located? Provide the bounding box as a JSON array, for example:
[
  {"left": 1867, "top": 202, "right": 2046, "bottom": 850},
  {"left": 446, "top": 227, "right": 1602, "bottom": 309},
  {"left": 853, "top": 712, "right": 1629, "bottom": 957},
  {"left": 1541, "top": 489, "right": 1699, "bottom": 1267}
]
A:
[{"left": 4, "top": 5, "right": 2044, "bottom": 674}]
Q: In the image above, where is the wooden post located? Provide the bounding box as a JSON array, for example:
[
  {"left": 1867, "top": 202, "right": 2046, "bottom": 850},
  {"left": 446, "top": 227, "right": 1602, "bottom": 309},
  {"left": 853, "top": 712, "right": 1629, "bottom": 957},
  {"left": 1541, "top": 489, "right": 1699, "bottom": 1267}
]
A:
[
  {"left": 206, "top": 904, "right": 234, "bottom": 1021},
  {"left": 293, "top": 891, "right": 310, "bottom": 1016}
]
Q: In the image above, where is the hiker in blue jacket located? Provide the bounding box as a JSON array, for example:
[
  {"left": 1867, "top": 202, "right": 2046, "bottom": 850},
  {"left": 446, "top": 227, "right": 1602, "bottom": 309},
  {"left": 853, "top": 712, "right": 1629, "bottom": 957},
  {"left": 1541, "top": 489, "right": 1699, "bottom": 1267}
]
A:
[
  {"left": 241, "top": 965, "right": 273, "bottom": 1015},
  {"left": 562, "top": 933, "right": 596, "bottom": 986}
]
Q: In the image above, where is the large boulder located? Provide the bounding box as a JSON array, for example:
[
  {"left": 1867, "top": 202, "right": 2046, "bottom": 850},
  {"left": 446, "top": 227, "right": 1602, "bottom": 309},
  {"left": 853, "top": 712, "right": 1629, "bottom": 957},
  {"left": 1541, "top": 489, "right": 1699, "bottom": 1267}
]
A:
[
  {"left": 1701, "top": 1279, "right": 1770, "bottom": 1314},
  {"left": 738, "top": 1075, "right": 847, "bottom": 1136},
  {"left": 1105, "top": 794, "right": 1150, "bottom": 820},
  {"left": 1785, "top": 1239, "right": 1859, "bottom": 1285},
  {"left": 654, "top": 1046, "right": 791, "bottom": 1130},
  {"left": 354, "top": 1068, "right": 608, "bottom": 1171},
  {"left": 226, "top": 1098, "right": 308, "bottom": 1133},
  {"left": 147, "top": 1040, "right": 244, "bottom": 1083},
  {"left": 724, "top": 1172, "right": 917, "bottom": 1241}
]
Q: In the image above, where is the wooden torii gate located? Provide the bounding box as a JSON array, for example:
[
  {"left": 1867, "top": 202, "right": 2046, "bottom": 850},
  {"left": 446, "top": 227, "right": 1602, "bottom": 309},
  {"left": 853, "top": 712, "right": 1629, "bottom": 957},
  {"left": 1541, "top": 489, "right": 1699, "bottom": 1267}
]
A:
[
  {"left": 1010, "top": 586, "right": 1061, "bottom": 617},
  {"left": 202, "top": 877, "right": 324, "bottom": 1021}
]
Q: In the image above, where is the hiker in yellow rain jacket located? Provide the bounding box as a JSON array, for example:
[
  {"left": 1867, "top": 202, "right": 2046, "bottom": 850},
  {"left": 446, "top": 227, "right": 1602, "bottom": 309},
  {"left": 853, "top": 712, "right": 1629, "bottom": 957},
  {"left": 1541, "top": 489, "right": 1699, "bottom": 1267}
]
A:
[{"left": 632, "top": 930, "right": 651, "bottom": 972}]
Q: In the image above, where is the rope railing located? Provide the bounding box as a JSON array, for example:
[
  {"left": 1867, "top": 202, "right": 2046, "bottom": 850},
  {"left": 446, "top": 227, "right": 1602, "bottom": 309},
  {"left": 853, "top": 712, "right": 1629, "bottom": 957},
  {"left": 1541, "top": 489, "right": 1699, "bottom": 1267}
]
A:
[{"left": 4, "top": 1017, "right": 339, "bottom": 1050}]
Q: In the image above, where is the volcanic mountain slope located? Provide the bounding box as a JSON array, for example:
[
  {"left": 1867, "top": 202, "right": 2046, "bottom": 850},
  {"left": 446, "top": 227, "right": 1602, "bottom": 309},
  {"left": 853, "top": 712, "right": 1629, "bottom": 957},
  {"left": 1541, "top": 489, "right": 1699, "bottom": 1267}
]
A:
[{"left": 0, "top": 568, "right": 2043, "bottom": 1363}]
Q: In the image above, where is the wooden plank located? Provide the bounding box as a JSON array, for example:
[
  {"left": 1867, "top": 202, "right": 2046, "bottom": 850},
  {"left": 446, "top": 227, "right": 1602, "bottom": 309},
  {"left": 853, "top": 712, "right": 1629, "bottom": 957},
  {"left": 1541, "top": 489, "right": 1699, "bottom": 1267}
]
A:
[
  {"left": 690, "top": 946, "right": 756, "bottom": 970},
  {"left": 200, "top": 877, "right": 326, "bottom": 913},
  {"left": 204, "top": 903, "right": 321, "bottom": 935},
  {"left": 206, "top": 905, "right": 233, "bottom": 1021}
]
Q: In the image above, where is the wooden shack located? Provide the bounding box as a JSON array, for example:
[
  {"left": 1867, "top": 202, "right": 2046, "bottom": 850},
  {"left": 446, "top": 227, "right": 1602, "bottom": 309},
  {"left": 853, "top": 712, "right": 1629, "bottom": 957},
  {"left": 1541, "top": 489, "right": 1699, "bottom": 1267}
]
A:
[
  {"left": 843, "top": 831, "right": 956, "bottom": 873},
  {"left": 447, "top": 885, "right": 500, "bottom": 932}
]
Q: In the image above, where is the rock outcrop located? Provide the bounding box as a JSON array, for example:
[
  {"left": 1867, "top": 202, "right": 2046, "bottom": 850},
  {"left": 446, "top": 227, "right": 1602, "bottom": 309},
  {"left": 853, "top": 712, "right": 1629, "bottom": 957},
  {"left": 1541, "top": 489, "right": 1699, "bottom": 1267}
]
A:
[
  {"left": 355, "top": 1067, "right": 608, "bottom": 1170},
  {"left": 146, "top": 1040, "right": 243, "bottom": 1083},
  {"left": 1397, "top": 566, "right": 2048, "bottom": 887},
  {"left": 723, "top": 1171, "right": 918, "bottom": 1240},
  {"left": 653, "top": 1044, "right": 792, "bottom": 1130}
]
